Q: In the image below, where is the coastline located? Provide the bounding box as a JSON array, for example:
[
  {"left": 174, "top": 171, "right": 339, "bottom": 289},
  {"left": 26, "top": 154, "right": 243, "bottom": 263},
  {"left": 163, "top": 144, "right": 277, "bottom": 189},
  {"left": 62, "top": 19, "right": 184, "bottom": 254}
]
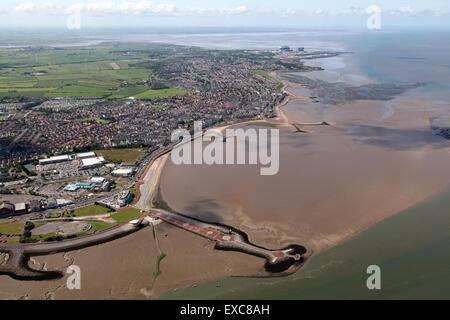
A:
[
  {"left": 160, "top": 184, "right": 450, "bottom": 300},
  {"left": 156, "top": 60, "right": 450, "bottom": 284},
  {"left": 2, "top": 49, "right": 449, "bottom": 299}
]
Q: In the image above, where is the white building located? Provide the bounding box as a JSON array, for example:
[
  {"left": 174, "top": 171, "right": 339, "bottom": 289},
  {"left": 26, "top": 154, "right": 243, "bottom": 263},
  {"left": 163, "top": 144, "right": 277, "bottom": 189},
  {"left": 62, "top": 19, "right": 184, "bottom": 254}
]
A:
[
  {"left": 111, "top": 168, "right": 134, "bottom": 177},
  {"left": 56, "top": 199, "right": 74, "bottom": 207},
  {"left": 39, "top": 154, "right": 72, "bottom": 165},
  {"left": 81, "top": 156, "right": 106, "bottom": 169},
  {"left": 77, "top": 152, "right": 96, "bottom": 159},
  {"left": 118, "top": 190, "right": 133, "bottom": 207},
  {"left": 90, "top": 177, "right": 106, "bottom": 184}
]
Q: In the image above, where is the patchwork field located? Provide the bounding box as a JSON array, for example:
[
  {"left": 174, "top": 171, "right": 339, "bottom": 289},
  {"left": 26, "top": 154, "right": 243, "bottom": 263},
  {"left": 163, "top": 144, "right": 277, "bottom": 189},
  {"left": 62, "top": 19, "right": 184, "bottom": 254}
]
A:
[{"left": 0, "top": 43, "right": 188, "bottom": 99}]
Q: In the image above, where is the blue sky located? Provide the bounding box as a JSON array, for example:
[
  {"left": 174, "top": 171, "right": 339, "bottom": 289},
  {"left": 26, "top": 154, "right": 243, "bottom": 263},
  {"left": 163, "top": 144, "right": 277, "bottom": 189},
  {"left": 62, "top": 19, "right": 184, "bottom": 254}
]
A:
[{"left": 1, "top": 0, "right": 449, "bottom": 29}]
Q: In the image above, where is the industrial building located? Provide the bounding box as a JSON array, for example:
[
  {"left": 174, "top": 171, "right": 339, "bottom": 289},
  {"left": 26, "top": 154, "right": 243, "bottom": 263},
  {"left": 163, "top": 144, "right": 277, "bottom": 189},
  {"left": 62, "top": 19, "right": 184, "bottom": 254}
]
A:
[
  {"left": 39, "top": 154, "right": 72, "bottom": 165},
  {"left": 77, "top": 152, "right": 96, "bottom": 159},
  {"left": 90, "top": 177, "right": 106, "bottom": 184},
  {"left": 0, "top": 202, "right": 15, "bottom": 216},
  {"left": 64, "top": 182, "right": 96, "bottom": 191},
  {"left": 14, "top": 203, "right": 27, "bottom": 215},
  {"left": 81, "top": 156, "right": 106, "bottom": 169},
  {"left": 111, "top": 168, "right": 135, "bottom": 177},
  {"left": 29, "top": 200, "right": 42, "bottom": 212}
]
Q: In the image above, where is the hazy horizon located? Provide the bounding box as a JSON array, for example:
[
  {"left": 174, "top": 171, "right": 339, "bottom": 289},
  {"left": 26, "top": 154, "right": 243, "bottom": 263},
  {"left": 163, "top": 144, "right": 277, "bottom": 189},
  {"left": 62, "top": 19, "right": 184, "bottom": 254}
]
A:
[{"left": 0, "top": 1, "right": 449, "bottom": 29}]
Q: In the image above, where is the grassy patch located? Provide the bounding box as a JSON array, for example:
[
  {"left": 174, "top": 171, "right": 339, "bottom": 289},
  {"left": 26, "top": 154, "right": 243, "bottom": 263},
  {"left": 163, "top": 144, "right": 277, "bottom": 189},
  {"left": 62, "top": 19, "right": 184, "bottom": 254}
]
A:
[
  {"left": 252, "top": 69, "right": 274, "bottom": 80},
  {"left": 72, "top": 204, "right": 113, "bottom": 217},
  {"left": 76, "top": 221, "right": 115, "bottom": 236},
  {"left": 134, "top": 88, "right": 187, "bottom": 99},
  {"left": 0, "top": 222, "right": 24, "bottom": 236},
  {"left": 245, "top": 121, "right": 279, "bottom": 128},
  {"left": 89, "top": 221, "right": 114, "bottom": 232},
  {"left": 111, "top": 207, "right": 145, "bottom": 223},
  {"left": 95, "top": 148, "right": 145, "bottom": 163},
  {"left": 252, "top": 69, "right": 283, "bottom": 90},
  {"left": 79, "top": 117, "right": 112, "bottom": 124}
]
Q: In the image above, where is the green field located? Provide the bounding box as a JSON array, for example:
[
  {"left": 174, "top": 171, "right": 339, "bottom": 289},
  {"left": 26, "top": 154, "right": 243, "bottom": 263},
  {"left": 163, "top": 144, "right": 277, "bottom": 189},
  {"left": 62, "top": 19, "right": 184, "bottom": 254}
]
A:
[
  {"left": 0, "top": 43, "right": 187, "bottom": 99},
  {"left": 134, "top": 88, "right": 187, "bottom": 99},
  {"left": 72, "top": 204, "right": 113, "bottom": 217},
  {"left": 79, "top": 117, "right": 112, "bottom": 124},
  {"left": 245, "top": 121, "right": 280, "bottom": 128},
  {"left": 111, "top": 207, "right": 145, "bottom": 223},
  {"left": 82, "top": 221, "right": 115, "bottom": 234},
  {"left": 0, "top": 222, "right": 24, "bottom": 236},
  {"left": 95, "top": 148, "right": 146, "bottom": 163},
  {"left": 252, "top": 69, "right": 283, "bottom": 89},
  {"left": 252, "top": 69, "right": 273, "bottom": 80}
]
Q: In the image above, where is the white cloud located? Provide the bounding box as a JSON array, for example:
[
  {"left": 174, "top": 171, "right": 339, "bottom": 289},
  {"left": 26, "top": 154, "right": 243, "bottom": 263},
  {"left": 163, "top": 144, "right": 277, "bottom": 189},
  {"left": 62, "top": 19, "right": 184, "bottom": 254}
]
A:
[
  {"left": 391, "top": 6, "right": 415, "bottom": 16},
  {"left": 10, "top": 1, "right": 252, "bottom": 17},
  {"left": 314, "top": 8, "right": 324, "bottom": 15},
  {"left": 8, "top": 2, "right": 450, "bottom": 19},
  {"left": 219, "top": 6, "right": 247, "bottom": 15},
  {"left": 12, "top": 2, "right": 37, "bottom": 13},
  {"left": 285, "top": 8, "right": 296, "bottom": 15}
]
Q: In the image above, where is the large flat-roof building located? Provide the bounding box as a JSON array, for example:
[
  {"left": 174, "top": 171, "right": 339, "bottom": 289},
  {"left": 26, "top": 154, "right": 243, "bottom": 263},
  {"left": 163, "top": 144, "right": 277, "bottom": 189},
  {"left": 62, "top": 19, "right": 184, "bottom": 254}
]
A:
[
  {"left": 77, "top": 152, "right": 96, "bottom": 159},
  {"left": 90, "top": 177, "right": 106, "bottom": 184},
  {"left": 64, "top": 182, "right": 96, "bottom": 191},
  {"left": 14, "top": 203, "right": 27, "bottom": 215},
  {"left": 81, "top": 156, "right": 106, "bottom": 169},
  {"left": 111, "top": 168, "right": 135, "bottom": 177},
  {"left": 39, "top": 154, "right": 72, "bottom": 165}
]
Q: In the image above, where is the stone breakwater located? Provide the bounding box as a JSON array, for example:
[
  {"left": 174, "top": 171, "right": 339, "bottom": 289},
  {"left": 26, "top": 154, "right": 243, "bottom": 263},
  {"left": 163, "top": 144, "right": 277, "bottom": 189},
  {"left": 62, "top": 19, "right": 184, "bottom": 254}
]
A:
[{"left": 148, "top": 209, "right": 308, "bottom": 274}]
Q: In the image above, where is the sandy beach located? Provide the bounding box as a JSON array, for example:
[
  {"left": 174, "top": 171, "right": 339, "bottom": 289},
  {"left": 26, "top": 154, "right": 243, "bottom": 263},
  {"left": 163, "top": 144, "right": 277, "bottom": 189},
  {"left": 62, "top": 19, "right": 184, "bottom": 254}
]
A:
[{"left": 158, "top": 71, "right": 450, "bottom": 254}]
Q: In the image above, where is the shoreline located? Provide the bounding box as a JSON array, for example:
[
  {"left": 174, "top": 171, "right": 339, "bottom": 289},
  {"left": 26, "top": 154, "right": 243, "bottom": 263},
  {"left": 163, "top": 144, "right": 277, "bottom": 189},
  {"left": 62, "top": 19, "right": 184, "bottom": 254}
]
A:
[
  {"left": 2, "top": 52, "right": 449, "bottom": 298},
  {"left": 156, "top": 62, "right": 450, "bottom": 265}
]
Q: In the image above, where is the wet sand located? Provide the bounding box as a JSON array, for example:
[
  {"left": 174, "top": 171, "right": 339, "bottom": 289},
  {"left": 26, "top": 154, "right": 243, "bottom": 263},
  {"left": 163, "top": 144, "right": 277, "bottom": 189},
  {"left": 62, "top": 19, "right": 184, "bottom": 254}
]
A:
[
  {"left": 159, "top": 83, "right": 450, "bottom": 254},
  {"left": 298, "top": 55, "right": 373, "bottom": 86},
  {"left": 0, "top": 222, "right": 265, "bottom": 299}
]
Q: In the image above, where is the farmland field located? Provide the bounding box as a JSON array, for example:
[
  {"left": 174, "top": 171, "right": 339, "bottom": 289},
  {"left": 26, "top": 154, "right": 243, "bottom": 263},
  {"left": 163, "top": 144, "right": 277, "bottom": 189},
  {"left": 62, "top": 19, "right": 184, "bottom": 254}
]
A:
[{"left": 0, "top": 43, "right": 188, "bottom": 99}]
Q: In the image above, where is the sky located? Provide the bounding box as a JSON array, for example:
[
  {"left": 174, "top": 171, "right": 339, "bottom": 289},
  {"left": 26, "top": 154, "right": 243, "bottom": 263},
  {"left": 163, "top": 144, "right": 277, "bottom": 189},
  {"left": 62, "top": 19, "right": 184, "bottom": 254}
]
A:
[{"left": 1, "top": 0, "right": 449, "bottom": 29}]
